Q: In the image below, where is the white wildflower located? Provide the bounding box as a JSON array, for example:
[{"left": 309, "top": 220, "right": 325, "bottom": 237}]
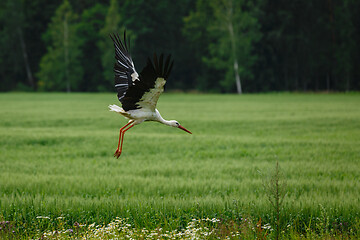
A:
[{"left": 262, "top": 223, "right": 273, "bottom": 231}]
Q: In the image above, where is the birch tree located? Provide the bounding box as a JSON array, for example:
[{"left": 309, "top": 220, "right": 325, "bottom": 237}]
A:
[
  {"left": 212, "top": 0, "right": 242, "bottom": 93},
  {"left": 37, "top": 0, "right": 82, "bottom": 92},
  {"left": 184, "top": 0, "right": 261, "bottom": 93},
  {"left": 208, "top": 0, "right": 261, "bottom": 93},
  {"left": 98, "top": 0, "right": 127, "bottom": 90}
]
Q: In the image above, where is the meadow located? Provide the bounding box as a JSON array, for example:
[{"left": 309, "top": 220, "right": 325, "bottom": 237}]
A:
[{"left": 0, "top": 92, "right": 359, "bottom": 239}]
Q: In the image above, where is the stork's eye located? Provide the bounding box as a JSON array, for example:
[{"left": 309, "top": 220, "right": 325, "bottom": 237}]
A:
[{"left": 176, "top": 122, "right": 179, "bottom": 126}]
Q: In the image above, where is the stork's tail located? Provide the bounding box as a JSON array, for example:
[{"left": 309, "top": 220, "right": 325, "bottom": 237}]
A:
[{"left": 109, "top": 104, "right": 125, "bottom": 113}]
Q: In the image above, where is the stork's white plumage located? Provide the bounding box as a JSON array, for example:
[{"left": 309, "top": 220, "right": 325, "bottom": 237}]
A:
[{"left": 109, "top": 32, "right": 192, "bottom": 158}]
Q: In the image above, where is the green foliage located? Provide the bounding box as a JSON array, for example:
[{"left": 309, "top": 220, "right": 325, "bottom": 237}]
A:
[
  {"left": 37, "top": 0, "right": 83, "bottom": 92},
  {"left": 2, "top": 0, "right": 360, "bottom": 92},
  {"left": 0, "top": 0, "right": 28, "bottom": 90},
  {"left": 333, "top": 0, "right": 357, "bottom": 91},
  {"left": 120, "top": 0, "right": 194, "bottom": 90},
  {"left": 77, "top": 3, "right": 107, "bottom": 92},
  {"left": 0, "top": 93, "right": 360, "bottom": 237},
  {"left": 184, "top": 0, "right": 261, "bottom": 92},
  {"left": 98, "top": 0, "right": 127, "bottom": 92}
]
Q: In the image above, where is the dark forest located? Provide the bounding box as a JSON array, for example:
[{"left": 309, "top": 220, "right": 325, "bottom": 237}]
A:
[{"left": 1, "top": 0, "right": 359, "bottom": 93}]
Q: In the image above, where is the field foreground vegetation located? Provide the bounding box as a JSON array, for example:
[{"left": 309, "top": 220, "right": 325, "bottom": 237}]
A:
[{"left": 0, "top": 93, "right": 359, "bottom": 239}]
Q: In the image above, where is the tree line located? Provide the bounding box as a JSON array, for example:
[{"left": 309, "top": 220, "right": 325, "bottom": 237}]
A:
[{"left": 1, "top": 0, "right": 359, "bottom": 93}]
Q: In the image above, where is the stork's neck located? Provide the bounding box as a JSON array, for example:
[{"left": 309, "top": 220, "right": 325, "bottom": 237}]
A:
[{"left": 155, "top": 109, "right": 173, "bottom": 126}]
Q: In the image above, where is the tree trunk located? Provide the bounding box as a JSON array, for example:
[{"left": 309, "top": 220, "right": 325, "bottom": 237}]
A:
[
  {"left": 283, "top": 64, "right": 288, "bottom": 91},
  {"left": 295, "top": 58, "right": 299, "bottom": 91},
  {"left": 326, "top": 73, "right": 330, "bottom": 92},
  {"left": 228, "top": 20, "right": 242, "bottom": 94},
  {"left": 18, "top": 27, "right": 34, "bottom": 89},
  {"left": 327, "top": 0, "right": 335, "bottom": 92},
  {"left": 346, "top": 70, "right": 350, "bottom": 92},
  {"left": 64, "top": 14, "right": 70, "bottom": 93},
  {"left": 234, "top": 60, "right": 242, "bottom": 94}
]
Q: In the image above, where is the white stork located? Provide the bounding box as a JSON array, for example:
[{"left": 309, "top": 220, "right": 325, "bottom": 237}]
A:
[{"left": 108, "top": 32, "right": 192, "bottom": 158}]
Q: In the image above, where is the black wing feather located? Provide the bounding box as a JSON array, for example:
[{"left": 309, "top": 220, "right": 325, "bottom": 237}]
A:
[
  {"left": 121, "top": 53, "right": 174, "bottom": 111},
  {"left": 110, "top": 31, "right": 136, "bottom": 103},
  {"left": 111, "top": 32, "right": 174, "bottom": 111}
]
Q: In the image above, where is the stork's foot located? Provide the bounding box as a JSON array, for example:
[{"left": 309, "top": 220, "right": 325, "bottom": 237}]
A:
[{"left": 114, "top": 148, "right": 122, "bottom": 159}]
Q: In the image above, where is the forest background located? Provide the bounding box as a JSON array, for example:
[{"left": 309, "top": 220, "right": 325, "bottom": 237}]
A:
[{"left": 1, "top": 0, "right": 359, "bottom": 93}]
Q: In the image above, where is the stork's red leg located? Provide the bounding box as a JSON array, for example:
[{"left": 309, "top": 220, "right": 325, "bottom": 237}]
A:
[
  {"left": 114, "top": 122, "right": 134, "bottom": 158},
  {"left": 116, "top": 124, "right": 134, "bottom": 158},
  {"left": 117, "top": 122, "right": 132, "bottom": 148},
  {"left": 114, "top": 121, "right": 132, "bottom": 158}
]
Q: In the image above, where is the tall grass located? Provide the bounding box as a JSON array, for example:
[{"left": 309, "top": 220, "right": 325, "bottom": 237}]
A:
[{"left": 0, "top": 93, "right": 359, "bottom": 236}]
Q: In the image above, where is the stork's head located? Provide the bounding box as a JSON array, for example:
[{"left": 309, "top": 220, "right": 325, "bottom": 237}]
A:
[{"left": 169, "top": 120, "right": 192, "bottom": 134}]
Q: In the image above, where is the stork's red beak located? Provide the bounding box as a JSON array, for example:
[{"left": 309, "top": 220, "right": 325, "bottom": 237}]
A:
[{"left": 178, "top": 125, "right": 192, "bottom": 134}]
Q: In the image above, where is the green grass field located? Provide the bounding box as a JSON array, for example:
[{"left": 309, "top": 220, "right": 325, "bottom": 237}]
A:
[{"left": 0, "top": 93, "right": 359, "bottom": 238}]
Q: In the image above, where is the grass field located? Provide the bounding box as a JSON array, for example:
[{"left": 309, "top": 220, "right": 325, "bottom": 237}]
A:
[{"left": 0, "top": 92, "right": 359, "bottom": 238}]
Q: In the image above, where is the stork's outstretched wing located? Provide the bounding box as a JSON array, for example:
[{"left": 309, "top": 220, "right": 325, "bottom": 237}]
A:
[
  {"left": 111, "top": 32, "right": 174, "bottom": 112},
  {"left": 122, "top": 54, "right": 174, "bottom": 111},
  {"left": 110, "top": 32, "right": 139, "bottom": 103}
]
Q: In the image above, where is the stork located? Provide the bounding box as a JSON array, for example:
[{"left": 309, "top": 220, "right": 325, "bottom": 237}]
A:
[{"left": 108, "top": 32, "right": 192, "bottom": 158}]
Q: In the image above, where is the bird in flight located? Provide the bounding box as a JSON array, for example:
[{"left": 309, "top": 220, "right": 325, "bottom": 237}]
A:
[{"left": 108, "top": 31, "right": 192, "bottom": 158}]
